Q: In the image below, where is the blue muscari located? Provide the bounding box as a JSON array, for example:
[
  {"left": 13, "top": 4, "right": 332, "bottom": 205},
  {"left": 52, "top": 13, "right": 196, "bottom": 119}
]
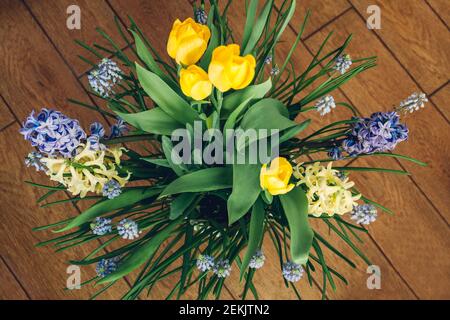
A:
[
  {"left": 90, "top": 217, "right": 113, "bottom": 236},
  {"left": 20, "top": 108, "right": 86, "bottom": 158},
  {"left": 102, "top": 180, "right": 122, "bottom": 199},
  {"left": 282, "top": 261, "right": 303, "bottom": 282},
  {"left": 96, "top": 258, "right": 119, "bottom": 278},
  {"left": 117, "top": 218, "right": 140, "bottom": 240},
  {"left": 342, "top": 111, "right": 408, "bottom": 156},
  {"left": 196, "top": 254, "right": 215, "bottom": 272}
]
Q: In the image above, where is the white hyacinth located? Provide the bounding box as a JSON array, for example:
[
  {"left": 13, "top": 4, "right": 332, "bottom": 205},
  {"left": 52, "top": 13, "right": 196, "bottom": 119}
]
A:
[
  {"left": 315, "top": 95, "right": 336, "bottom": 116},
  {"left": 88, "top": 58, "right": 122, "bottom": 98},
  {"left": 396, "top": 92, "right": 428, "bottom": 114}
]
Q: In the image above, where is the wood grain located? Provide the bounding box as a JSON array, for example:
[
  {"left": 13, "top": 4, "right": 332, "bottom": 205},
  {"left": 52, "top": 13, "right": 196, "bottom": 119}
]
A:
[
  {"left": 24, "top": 0, "right": 127, "bottom": 76},
  {"left": 430, "top": 82, "right": 450, "bottom": 122},
  {"left": 0, "top": 256, "right": 29, "bottom": 300},
  {"left": 426, "top": 0, "right": 450, "bottom": 28},
  {"left": 0, "top": 96, "right": 14, "bottom": 131},
  {"left": 276, "top": 0, "right": 351, "bottom": 39},
  {"left": 351, "top": 0, "right": 450, "bottom": 94},
  {"left": 305, "top": 9, "right": 450, "bottom": 298}
]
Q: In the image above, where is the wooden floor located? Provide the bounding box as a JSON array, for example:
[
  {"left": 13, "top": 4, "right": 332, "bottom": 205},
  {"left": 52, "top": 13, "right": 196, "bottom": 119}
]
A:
[{"left": 0, "top": 0, "right": 449, "bottom": 300}]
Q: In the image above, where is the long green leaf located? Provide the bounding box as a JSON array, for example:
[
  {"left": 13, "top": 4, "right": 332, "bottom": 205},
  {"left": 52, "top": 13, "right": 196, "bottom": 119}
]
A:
[
  {"left": 240, "top": 198, "right": 265, "bottom": 280},
  {"left": 279, "top": 187, "right": 313, "bottom": 264},
  {"left": 222, "top": 79, "right": 272, "bottom": 117},
  {"left": 159, "top": 167, "right": 233, "bottom": 198},
  {"left": 97, "top": 219, "right": 181, "bottom": 284},
  {"left": 115, "top": 108, "right": 180, "bottom": 135},
  {"left": 136, "top": 63, "right": 199, "bottom": 124},
  {"left": 56, "top": 187, "right": 162, "bottom": 232}
]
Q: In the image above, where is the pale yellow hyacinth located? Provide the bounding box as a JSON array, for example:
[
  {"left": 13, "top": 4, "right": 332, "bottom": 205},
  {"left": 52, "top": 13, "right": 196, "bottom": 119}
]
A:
[
  {"left": 294, "top": 162, "right": 360, "bottom": 217},
  {"left": 41, "top": 142, "right": 130, "bottom": 198}
]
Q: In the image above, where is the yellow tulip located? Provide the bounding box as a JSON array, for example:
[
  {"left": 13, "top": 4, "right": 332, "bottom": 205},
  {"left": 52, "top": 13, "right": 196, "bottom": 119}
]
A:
[
  {"left": 208, "top": 44, "right": 256, "bottom": 92},
  {"left": 260, "top": 157, "right": 295, "bottom": 195},
  {"left": 180, "top": 65, "right": 212, "bottom": 100},
  {"left": 167, "top": 18, "right": 211, "bottom": 66}
]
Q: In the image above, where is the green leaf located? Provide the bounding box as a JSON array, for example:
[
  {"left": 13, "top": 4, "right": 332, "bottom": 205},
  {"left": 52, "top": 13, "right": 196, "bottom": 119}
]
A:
[
  {"left": 222, "top": 79, "right": 272, "bottom": 117},
  {"left": 223, "top": 97, "right": 252, "bottom": 131},
  {"left": 242, "top": 0, "right": 258, "bottom": 50},
  {"left": 161, "top": 136, "right": 188, "bottom": 176},
  {"left": 238, "top": 98, "right": 297, "bottom": 150},
  {"left": 240, "top": 198, "right": 265, "bottom": 280},
  {"left": 136, "top": 63, "right": 199, "bottom": 125},
  {"left": 115, "top": 108, "right": 180, "bottom": 135},
  {"left": 279, "top": 187, "right": 313, "bottom": 265},
  {"left": 55, "top": 187, "right": 162, "bottom": 232},
  {"left": 227, "top": 161, "right": 261, "bottom": 225},
  {"left": 243, "top": 0, "right": 274, "bottom": 55},
  {"left": 159, "top": 167, "right": 233, "bottom": 198},
  {"left": 279, "top": 119, "right": 311, "bottom": 144},
  {"left": 130, "top": 30, "right": 177, "bottom": 90},
  {"left": 97, "top": 219, "right": 181, "bottom": 284},
  {"left": 170, "top": 193, "right": 197, "bottom": 220},
  {"left": 141, "top": 157, "right": 171, "bottom": 168},
  {"left": 199, "top": 23, "right": 219, "bottom": 70}
]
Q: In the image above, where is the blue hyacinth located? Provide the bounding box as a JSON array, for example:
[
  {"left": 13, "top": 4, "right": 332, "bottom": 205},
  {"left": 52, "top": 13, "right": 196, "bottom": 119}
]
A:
[
  {"left": 282, "top": 261, "right": 303, "bottom": 283},
  {"left": 109, "top": 118, "right": 128, "bottom": 139},
  {"left": 102, "top": 180, "right": 122, "bottom": 199},
  {"left": 213, "top": 259, "right": 231, "bottom": 278},
  {"left": 96, "top": 258, "right": 119, "bottom": 278},
  {"left": 328, "top": 146, "right": 343, "bottom": 160},
  {"left": 90, "top": 217, "right": 112, "bottom": 236},
  {"left": 342, "top": 111, "right": 408, "bottom": 156},
  {"left": 196, "top": 254, "right": 215, "bottom": 272},
  {"left": 117, "top": 218, "right": 140, "bottom": 240},
  {"left": 20, "top": 108, "right": 86, "bottom": 158}
]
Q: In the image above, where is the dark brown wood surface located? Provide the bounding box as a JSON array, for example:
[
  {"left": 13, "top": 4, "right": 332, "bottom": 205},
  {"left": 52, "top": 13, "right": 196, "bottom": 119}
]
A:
[{"left": 0, "top": 0, "right": 448, "bottom": 299}]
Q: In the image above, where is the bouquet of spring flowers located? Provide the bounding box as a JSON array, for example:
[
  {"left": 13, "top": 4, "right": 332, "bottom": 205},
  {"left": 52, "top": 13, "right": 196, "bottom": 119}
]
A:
[{"left": 21, "top": 0, "right": 428, "bottom": 300}]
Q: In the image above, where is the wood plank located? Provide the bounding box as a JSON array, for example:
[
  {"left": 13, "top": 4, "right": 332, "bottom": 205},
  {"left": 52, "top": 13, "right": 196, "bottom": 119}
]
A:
[
  {"left": 0, "top": 124, "right": 130, "bottom": 299},
  {"left": 305, "top": 9, "right": 450, "bottom": 298},
  {"left": 306, "top": 8, "right": 450, "bottom": 224},
  {"left": 427, "top": 0, "right": 450, "bottom": 28},
  {"left": 351, "top": 0, "right": 450, "bottom": 94},
  {"left": 24, "top": 0, "right": 127, "bottom": 77},
  {"left": 0, "top": 96, "right": 14, "bottom": 131},
  {"left": 430, "top": 82, "right": 450, "bottom": 123},
  {"left": 0, "top": 256, "right": 29, "bottom": 299},
  {"left": 275, "top": 0, "right": 351, "bottom": 39}
]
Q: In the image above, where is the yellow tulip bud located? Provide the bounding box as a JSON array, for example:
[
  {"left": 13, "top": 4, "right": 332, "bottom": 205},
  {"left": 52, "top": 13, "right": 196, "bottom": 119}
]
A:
[
  {"left": 208, "top": 44, "right": 256, "bottom": 92},
  {"left": 180, "top": 65, "right": 213, "bottom": 101},
  {"left": 167, "top": 18, "right": 211, "bottom": 66},
  {"left": 260, "top": 157, "right": 295, "bottom": 195}
]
